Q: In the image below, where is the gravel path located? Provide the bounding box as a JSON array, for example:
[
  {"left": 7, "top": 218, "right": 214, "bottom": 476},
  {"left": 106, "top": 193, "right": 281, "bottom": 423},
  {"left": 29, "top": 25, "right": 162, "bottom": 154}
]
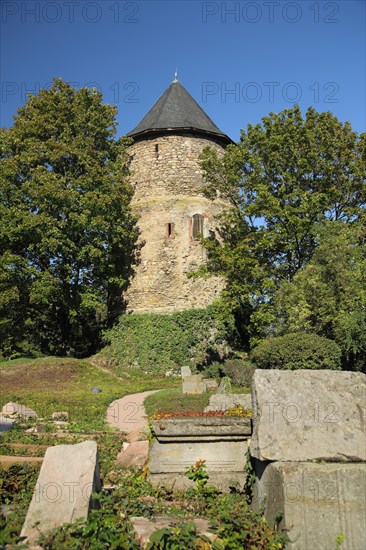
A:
[{"left": 107, "top": 390, "right": 159, "bottom": 441}]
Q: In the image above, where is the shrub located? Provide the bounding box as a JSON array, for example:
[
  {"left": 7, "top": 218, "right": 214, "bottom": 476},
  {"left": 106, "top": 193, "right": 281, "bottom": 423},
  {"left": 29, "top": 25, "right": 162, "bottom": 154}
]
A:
[
  {"left": 250, "top": 332, "right": 342, "bottom": 370},
  {"left": 198, "top": 361, "right": 225, "bottom": 379},
  {"left": 223, "top": 357, "right": 256, "bottom": 387},
  {"left": 103, "top": 305, "right": 237, "bottom": 375},
  {"left": 199, "top": 355, "right": 256, "bottom": 387}
]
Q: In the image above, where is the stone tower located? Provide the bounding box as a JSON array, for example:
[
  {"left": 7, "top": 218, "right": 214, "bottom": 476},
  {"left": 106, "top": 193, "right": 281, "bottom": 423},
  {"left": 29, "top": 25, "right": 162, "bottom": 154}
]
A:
[{"left": 125, "top": 79, "right": 232, "bottom": 313}]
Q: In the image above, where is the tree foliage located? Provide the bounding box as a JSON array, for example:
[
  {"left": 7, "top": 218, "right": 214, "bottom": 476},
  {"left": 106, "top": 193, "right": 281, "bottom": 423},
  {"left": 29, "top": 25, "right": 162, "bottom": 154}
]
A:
[
  {"left": 200, "top": 105, "right": 365, "bottom": 364},
  {"left": 0, "top": 79, "right": 139, "bottom": 358},
  {"left": 275, "top": 221, "right": 366, "bottom": 370}
]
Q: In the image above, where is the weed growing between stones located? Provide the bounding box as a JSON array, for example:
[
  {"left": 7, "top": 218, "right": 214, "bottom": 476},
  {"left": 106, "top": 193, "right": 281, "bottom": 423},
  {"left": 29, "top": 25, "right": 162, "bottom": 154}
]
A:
[
  {"left": 0, "top": 464, "right": 288, "bottom": 548},
  {"left": 0, "top": 426, "right": 125, "bottom": 478},
  {"left": 185, "top": 459, "right": 210, "bottom": 493},
  {"left": 14, "top": 465, "right": 287, "bottom": 549},
  {"left": 0, "top": 463, "right": 40, "bottom": 546}
]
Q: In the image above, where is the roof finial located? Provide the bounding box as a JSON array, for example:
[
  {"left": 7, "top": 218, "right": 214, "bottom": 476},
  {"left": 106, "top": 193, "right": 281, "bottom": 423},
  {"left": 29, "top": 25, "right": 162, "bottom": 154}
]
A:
[{"left": 173, "top": 68, "right": 178, "bottom": 83}]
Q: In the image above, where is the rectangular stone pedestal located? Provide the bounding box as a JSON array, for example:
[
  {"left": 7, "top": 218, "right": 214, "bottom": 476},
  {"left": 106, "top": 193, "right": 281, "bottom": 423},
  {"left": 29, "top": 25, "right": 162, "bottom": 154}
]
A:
[{"left": 149, "top": 417, "right": 251, "bottom": 492}]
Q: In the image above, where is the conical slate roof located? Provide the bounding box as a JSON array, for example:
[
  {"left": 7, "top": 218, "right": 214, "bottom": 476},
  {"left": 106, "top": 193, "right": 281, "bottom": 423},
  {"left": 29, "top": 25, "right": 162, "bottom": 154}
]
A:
[{"left": 127, "top": 80, "right": 231, "bottom": 144}]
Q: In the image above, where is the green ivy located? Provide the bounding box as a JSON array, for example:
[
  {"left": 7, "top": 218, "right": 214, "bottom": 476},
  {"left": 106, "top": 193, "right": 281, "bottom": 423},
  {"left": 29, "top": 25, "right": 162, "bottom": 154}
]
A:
[{"left": 103, "top": 305, "right": 238, "bottom": 374}]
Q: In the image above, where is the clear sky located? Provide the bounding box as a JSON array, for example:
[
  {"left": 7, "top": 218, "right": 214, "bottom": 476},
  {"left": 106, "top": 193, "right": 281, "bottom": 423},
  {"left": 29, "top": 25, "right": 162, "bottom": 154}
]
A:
[{"left": 1, "top": 0, "right": 365, "bottom": 140}]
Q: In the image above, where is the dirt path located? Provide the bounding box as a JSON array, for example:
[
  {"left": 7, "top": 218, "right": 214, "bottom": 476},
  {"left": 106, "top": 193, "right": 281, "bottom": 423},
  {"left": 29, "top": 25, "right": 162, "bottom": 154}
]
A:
[{"left": 106, "top": 390, "right": 160, "bottom": 468}]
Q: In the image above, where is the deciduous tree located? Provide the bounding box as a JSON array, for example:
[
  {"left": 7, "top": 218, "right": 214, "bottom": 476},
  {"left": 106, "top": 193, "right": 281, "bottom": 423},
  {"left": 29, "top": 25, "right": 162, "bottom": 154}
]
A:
[
  {"left": 275, "top": 221, "right": 366, "bottom": 371},
  {"left": 0, "top": 79, "right": 139, "bottom": 357},
  {"left": 200, "top": 105, "right": 365, "bottom": 347}
]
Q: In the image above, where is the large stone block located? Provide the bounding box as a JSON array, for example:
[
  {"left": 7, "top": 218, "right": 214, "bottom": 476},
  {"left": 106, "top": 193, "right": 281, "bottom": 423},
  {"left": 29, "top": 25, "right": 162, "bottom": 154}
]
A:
[
  {"left": 182, "top": 374, "right": 206, "bottom": 394},
  {"left": 149, "top": 439, "right": 248, "bottom": 492},
  {"left": 20, "top": 441, "right": 100, "bottom": 545},
  {"left": 180, "top": 366, "right": 192, "bottom": 378},
  {"left": 183, "top": 381, "right": 207, "bottom": 394},
  {"left": 253, "top": 461, "right": 366, "bottom": 550},
  {"left": 203, "top": 378, "right": 219, "bottom": 391},
  {"left": 251, "top": 370, "right": 366, "bottom": 462},
  {"left": 2, "top": 401, "right": 37, "bottom": 419}
]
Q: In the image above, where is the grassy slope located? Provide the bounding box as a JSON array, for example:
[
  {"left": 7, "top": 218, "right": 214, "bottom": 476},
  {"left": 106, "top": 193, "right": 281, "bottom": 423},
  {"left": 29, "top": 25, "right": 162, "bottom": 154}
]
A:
[{"left": 0, "top": 357, "right": 179, "bottom": 431}]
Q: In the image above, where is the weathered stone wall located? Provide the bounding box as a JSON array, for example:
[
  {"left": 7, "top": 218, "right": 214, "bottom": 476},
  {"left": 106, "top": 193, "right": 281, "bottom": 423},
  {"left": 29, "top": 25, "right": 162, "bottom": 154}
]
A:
[
  {"left": 125, "top": 134, "right": 229, "bottom": 313},
  {"left": 128, "top": 134, "right": 224, "bottom": 200}
]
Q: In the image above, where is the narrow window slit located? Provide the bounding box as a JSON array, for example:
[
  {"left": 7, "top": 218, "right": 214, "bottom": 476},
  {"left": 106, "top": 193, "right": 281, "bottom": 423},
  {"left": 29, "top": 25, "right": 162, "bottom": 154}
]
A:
[{"left": 166, "top": 222, "right": 174, "bottom": 239}]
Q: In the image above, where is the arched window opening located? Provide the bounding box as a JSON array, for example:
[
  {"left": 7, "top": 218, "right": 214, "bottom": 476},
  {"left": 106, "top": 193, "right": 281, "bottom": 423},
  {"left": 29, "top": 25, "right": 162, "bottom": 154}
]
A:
[{"left": 191, "top": 214, "right": 204, "bottom": 241}]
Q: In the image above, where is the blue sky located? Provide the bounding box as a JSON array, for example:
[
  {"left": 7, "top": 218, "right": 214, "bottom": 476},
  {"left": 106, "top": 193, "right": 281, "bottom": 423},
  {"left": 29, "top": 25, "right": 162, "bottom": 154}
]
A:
[{"left": 1, "top": 0, "right": 365, "bottom": 140}]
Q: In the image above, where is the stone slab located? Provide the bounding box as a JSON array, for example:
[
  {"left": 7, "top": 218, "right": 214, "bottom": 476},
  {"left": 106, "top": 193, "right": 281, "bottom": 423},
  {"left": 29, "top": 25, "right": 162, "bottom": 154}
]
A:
[
  {"left": 151, "top": 417, "right": 251, "bottom": 441},
  {"left": 116, "top": 440, "right": 149, "bottom": 468},
  {"left": 252, "top": 461, "right": 366, "bottom": 550},
  {"left": 20, "top": 440, "right": 100, "bottom": 545},
  {"left": 149, "top": 439, "right": 248, "bottom": 474},
  {"left": 182, "top": 374, "right": 206, "bottom": 394},
  {"left": 182, "top": 382, "right": 207, "bottom": 395},
  {"left": 216, "top": 377, "right": 232, "bottom": 394},
  {"left": 203, "top": 378, "right": 219, "bottom": 391},
  {"left": 204, "top": 393, "right": 252, "bottom": 412},
  {"left": 251, "top": 369, "right": 366, "bottom": 462},
  {"left": 2, "top": 401, "right": 37, "bottom": 419},
  {"left": 131, "top": 515, "right": 216, "bottom": 548},
  {"left": 180, "top": 366, "right": 192, "bottom": 378}
]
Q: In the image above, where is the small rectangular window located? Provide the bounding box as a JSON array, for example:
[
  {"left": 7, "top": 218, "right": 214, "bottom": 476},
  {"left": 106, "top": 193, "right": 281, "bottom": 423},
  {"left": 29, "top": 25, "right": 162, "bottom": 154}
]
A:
[{"left": 155, "top": 144, "right": 159, "bottom": 159}]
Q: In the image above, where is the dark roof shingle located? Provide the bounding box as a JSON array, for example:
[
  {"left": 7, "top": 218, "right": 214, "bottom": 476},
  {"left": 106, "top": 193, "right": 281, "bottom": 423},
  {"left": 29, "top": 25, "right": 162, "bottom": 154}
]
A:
[{"left": 127, "top": 81, "right": 231, "bottom": 143}]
